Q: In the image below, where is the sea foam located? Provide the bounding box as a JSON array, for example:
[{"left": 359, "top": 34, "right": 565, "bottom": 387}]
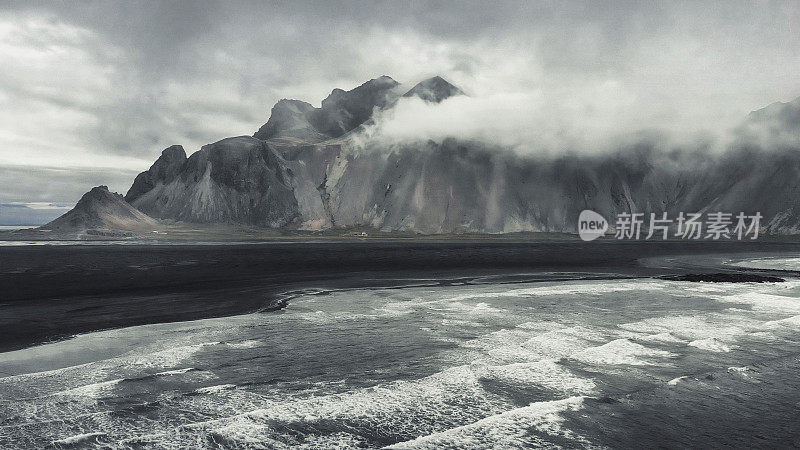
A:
[
  {"left": 571, "top": 339, "right": 674, "bottom": 366},
  {"left": 386, "top": 396, "right": 587, "bottom": 449}
]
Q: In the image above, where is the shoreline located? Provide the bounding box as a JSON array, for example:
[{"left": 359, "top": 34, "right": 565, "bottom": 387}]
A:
[
  {"left": 0, "top": 270, "right": 641, "bottom": 360},
  {"left": 2, "top": 240, "right": 800, "bottom": 354},
  {"left": 4, "top": 223, "right": 800, "bottom": 244}
]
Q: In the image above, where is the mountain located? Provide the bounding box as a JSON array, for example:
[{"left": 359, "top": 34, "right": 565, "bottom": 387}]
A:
[
  {"left": 251, "top": 99, "right": 324, "bottom": 144},
  {"left": 309, "top": 75, "right": 400, "bottom": 137},
  {"left": 735, "top": 97, "right": 800, "bottom": 147},
  {"left": 42, "top": 186, "right": 158, "bottom": 232},
  {"left": 251, "top": 75, "right": 466, "bottom": 145},
  {"left": 57, "top": 75, "right": 800, "bottom": 236},
  {"left": 745, "top": 97, "right": 800, "bottom": 128},
  {"left": 253, "top": 75, "right": 401, "bottom": 143},
  {"left": 126, "top": 144, "right": 187, "bottom": 203},
  {"left": 127, "top": 136, "right": 299, "bottom": 227},
  {"left": 402, "top": 76, "right": 464, "bottom": 103},
  {"left": 118, "top": 75, "right": 472, "bottom": 230},
  {"left": 0, "top": 204, "right": 69, "bottom": 226}
]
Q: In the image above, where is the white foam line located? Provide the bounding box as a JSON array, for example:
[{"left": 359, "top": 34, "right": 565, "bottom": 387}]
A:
[
  {"left": 374, "top": 280, "right": 662, "bottom": 317},
  {"left": 163, "top": 358, "right": 587, "bottom": 447},
  {"left": 446, "top": 281, "right": 664, "bottom": 303},
  {"left": 709, "top": 292, "right": 800, "bottom": 314},
  {"left": 0, "top": 361, "right": 96, "bottom": 384},
  {"left": 54, "top": 378, "right": 124, "bottom": 397},
  {"left": 731, "top": 257, "right": 800, "bottom": 271},
  {"left": 178, "top": 364, "right": 488, "bottom": 434},
  {"left": 688, "top": 338, "right": 731, "bottom": 353},
  {"left": 667, "top": 376, "right": 689, "bottom": 386},
  {"left": 618, "top": 315, "right": 752, "bottom": 345},
  {"left": 154, "top": 367, "right": 196, "bottom": 376},
  {"left": 386, "top": 396, "right": 586, "bottom": 449},
  {"left": 571, "top": 339, "right": 675, "bottom": 366},
  {"left": 226, "top": 340, "right": 262, "bottom": 349},
  {"left": 0, "top": 341, "right": 220, "bottom": 386},
  {"left": 194, "top": 384, "right": 237, "bottom": 394},
  {"left": 727, "top": 366, "right": 749, "bottom": 375},
  {"left": 52, "top": 431, "right": 107, "bottom": 445},
  {"left": 762, "top": 315, "right": 800, "bottom": 329},
  {"left": 638, "top": 332, "right": 687, "bottom": 344},
  {"left": 123, "top": 342, "right": 221, "bottom": 368},
  {"left": 0, "top": 410, "right": 114, "bottom": 431},
  {"left": 476, "top": 360, "right": 596, "bottom": 395}
]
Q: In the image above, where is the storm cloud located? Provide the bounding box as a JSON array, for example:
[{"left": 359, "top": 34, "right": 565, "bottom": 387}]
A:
[{"left": 1, "top": 0, "right": 799, "bottom": 221}]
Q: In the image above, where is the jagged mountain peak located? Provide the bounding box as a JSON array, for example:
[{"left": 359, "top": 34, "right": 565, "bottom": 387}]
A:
[
  {"left": 403, "top": 76, "right": 465, "bottom": 103},
  {"left": 276, "top": 98, "right": 315, "bottom": 108},
  {"left": 129, "top": 135, "right": 300, "bottom": 227},
  {"left": 78, "top": 185, "right": 119, "bottom": 204},
  {"left": 160, "top": 144, "right": 187, "bottom": 159},
  {"left": 253, "top": 98, "right": 321, "bottom": 142},
  {"left": 267, "top": 98, "right": 317, "bottom": 118},
  {"left": 197, "top": 136, "right": 273, "bottom": 163},
  {"left": 321, "top": 76, "right": 398, "bottom": 107},
  {"left": 254, "top": 75, "right": 403, "bottom": 143},
  {"left": 736, "top": 95, "right": 800, "bottom": 147},
  {"left": 121, "top": 81, "right": 800, "bottom": 235},
  {"left": 362, "top": 74, "right": 398, "bottom": 88},
  {"left": 126, "top": 144, "right": 187, "bottom": 202},
  {"left": 747, "top": 96, "right": 800, "bottom": 126},
  {"left": 251, "top": 75, "right": 465, "bottom": 144}
]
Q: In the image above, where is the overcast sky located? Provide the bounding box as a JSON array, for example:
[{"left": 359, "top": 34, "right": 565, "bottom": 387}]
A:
[{"left": 1, "top": 0, "right": 799, "bottom": 212}]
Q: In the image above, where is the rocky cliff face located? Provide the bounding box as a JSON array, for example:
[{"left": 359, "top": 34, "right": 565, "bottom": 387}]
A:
[
  {"left": 288, "top": 141, "right": 698, "bottom": 233},
  {"left": 309, "top": 75, "right": 400, "bottom": 137},
  {"left": 252, "top": 99, "right": 323, "bottom": 144},
  {"left": 126, "top": 145, "right": 187, "bottom": 203},
  {"left": 115, "top": 75, "right": 800, "bottom": 235},
  {"left": 283, "top": 141, "right": 800, "bottom": 234},
  {"left": 128, "top": 136, "right": 299, "bottom": 227}
]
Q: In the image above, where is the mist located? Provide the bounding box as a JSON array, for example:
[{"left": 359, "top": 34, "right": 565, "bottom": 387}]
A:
[
  {"left": 356, "top": 71, "right": 800, "bottom": 167},
  {"left": 362, "top": 90, "right": 715, "bottom": 157}
]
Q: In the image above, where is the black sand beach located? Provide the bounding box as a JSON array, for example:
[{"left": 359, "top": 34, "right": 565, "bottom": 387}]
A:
[{"left": 3, "top": 239, "right": 800, "bottom": 353}]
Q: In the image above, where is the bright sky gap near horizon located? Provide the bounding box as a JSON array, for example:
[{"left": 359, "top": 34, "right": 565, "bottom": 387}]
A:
[{"left": 1, "top": 0, "right": 799, "bottom": 218}]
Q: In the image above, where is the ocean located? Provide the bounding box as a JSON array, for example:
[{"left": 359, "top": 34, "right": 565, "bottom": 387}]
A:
[
  {"left": 1, "top": 250, "right": 799, "bottom": 448},
  {"left": 0, "top": 225, "right": 37, "bottom": 231}
]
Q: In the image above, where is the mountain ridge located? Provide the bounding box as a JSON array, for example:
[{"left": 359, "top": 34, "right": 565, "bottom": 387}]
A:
[{"left": 47, "top": 76, "right": 800, "bottom": 236}]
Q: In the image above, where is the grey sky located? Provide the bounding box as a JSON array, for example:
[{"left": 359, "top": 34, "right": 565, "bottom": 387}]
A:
[{"left": 1, "top": 0, "right": 799, "bottom": 210}]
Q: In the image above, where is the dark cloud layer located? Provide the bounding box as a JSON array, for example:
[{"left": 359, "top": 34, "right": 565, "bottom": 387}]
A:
[
  {"left": 0, "top": 165, "right": 138, "bottom": 205},
  {"left": 1, "top": 0, "right": 799, "bottom": 223}
]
